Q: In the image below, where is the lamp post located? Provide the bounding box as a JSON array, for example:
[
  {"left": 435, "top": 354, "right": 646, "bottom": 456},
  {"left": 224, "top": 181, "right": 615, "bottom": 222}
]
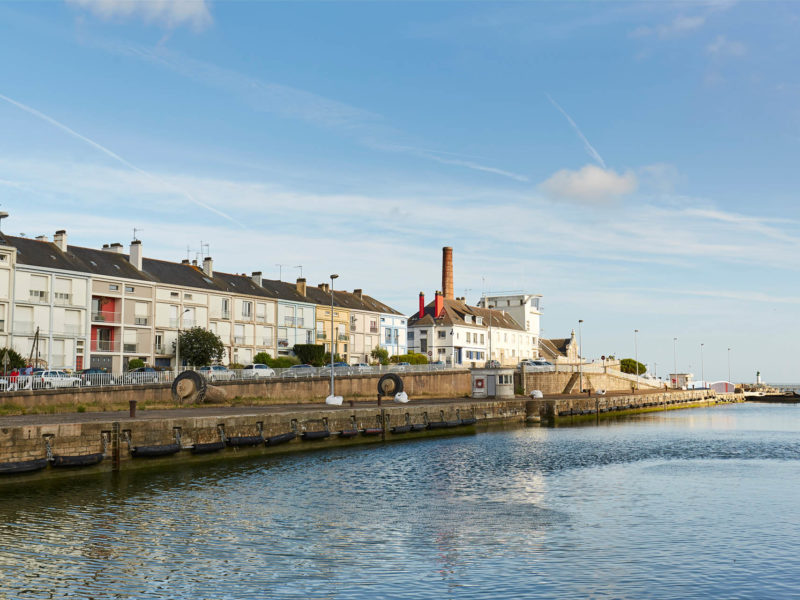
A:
[
  {"left": 488, "top": 302, "right": 494, "bottom": 366},
  {"left": 727, "top": 347, "right": 732, "bottom": 389},
  {"left": 634, "top": 329, "right": 639, "bottom": 391},
  {"left": 329, "top": 274, "right": 339, "bottom": 399},
  {"left": 673, "top": 337, "right": 678, "bottom": 389},
  {"left": 175, "top": 308, "right": 190, "bottom": 376},
  {"left": 700, "top": 343, "right": 705, "bottom": 389},
  {"left": 578, "top": 319, "right": 584, "bottom": 393}
]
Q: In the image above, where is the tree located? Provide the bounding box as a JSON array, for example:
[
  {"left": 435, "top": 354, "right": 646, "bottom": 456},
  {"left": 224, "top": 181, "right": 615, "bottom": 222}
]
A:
[
  {"left": 253, "top": 352, "right": 272, "bottom": 365},
  {"left": 0, "top": 347, "right": 26, "bottom": 372},
  {"left": 293, "top": 344, "right": 326, "bottom": 366},
  {"left": 127, "top": 358, "right": 145, "bottom": 370},
  {"left": 620, "top": 358, "right": 646, "bottom": 375},
  {"left": 323, "top": 352, "right": 344, "bottom": 364},
  {"left": 370, "top": 346, "right": 389, "bottom": 365},
  {"left": 389, "top": 352, "right": 428, "bottom": 365},
  {"left": 173, "top": 327, "right": 224, "bottom": 367}
]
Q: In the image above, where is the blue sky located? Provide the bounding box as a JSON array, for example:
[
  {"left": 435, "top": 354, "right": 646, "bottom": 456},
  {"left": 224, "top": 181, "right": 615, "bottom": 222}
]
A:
[{"left": 1, "top": 0, "right": 799, "bottom": 382}]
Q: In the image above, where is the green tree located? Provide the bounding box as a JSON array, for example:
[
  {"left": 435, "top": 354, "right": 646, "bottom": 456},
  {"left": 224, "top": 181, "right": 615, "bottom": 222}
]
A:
[
  {"left": 174, "top": 327, "right": 224, "bottom": 367},
  {"left": 293, "top": 344, "right": 326, "bottom": 366},
  {"left": 253, "top": 352, "right": 272, "bottom": 365},
  {"left": 127, "top": 358, "right": 145, "bottom": 370},
  {"left": 323, "top": 352, "right": 344, "bottom": 364},
  {"left": 389, "top": 352, "right": 428, "bottom": 365},
  {"left": 269, "top": 356, "right": 300, "bottom": 368},
  {"left": 370, "top": 346, "right": 389, "bottom": 365},
  {"left": 620, "top": 358, "right": 646, "bottom": 375},
  {"left": 0, "top": 347, "right": 26, "bottom": 371}
]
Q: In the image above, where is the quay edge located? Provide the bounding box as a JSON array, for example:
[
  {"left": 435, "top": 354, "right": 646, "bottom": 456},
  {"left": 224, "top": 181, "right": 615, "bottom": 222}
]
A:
[{"left": 0, "top": 390, "right": 744, "bottom": 487}]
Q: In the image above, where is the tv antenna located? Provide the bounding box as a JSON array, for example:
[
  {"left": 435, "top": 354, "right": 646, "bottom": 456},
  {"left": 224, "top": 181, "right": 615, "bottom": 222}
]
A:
[
  {"left": 275, "top": 264, "right": 286, "bottom": 281},
  {"left": 294, "top": 265, "right": 303, "bottom": 278},
  {"left": 133, "top": 227, "right": 143, "bottom": 242}
]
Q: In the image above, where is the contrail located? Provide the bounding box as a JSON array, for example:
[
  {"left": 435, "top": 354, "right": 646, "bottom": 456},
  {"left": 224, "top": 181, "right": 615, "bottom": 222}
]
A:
[
  {"left": 547, "top": 94, "right": 606, "bottom": 169},
  {"left": 0, "top": 92, "right": 245, "bottom": 228}
]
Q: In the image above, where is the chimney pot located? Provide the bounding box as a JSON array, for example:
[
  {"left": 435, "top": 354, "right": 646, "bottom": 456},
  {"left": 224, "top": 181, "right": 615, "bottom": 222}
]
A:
[
  {"left": 419, "top": 292, "right": 425, "bottom": 319},
  {"left": 434, "top": 290, "right": 444, "bottom": 318},
  {"left": 181, "top": 259, "right": 190, "bottom": 265},
  {"left": 35, "top": 234, "right": 49, "bottom": 242},
  {"left": 202, "top": 256, "right": 213, "bottom": 277},
  {"left": 353, "top": 288, "right": 363, "bottom": 299},
  {"left": 296, "top": 278, "right": 307, "bottom": 296},
  {"left": 107, "top": 243, "right": 124, "bottom": 254}
]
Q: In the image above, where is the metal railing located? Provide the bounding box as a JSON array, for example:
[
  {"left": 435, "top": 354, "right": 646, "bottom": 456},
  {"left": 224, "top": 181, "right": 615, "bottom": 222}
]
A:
[
  {"left": 123, "top": 343, "right": 138, "bottom": 353},
  {"left": 53, "top": 293, "right": 73, "bottom": 306},
  {"left": 316, "top": 332, "right": 326, "bottom": 340},
  {"left": 92, "top": 310, "right": 121, "bottom": 324},
  {"left": 0, "top": 363, "right": 469, "bottom": 393},
  {"left": 134, "top": 317, "right": 149, "bottom": 326},
  {"left": 29, "top": 290, "right": 49, "bottom": 303},
  {"left": 92, "top": 340, "right": 120, "bottom": 352}
]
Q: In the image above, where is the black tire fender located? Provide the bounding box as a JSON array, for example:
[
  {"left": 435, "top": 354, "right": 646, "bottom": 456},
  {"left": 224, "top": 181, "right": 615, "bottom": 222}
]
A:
[
  {"left": 377, "top": 373, "right": 403, "bottom": 396},
  {"left": 171, "top": 370, "right": 207, "bottom": 404}
]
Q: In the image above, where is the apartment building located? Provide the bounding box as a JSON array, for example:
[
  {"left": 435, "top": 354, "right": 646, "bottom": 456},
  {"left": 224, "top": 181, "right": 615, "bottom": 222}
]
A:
[
  {"left": 358, "top": 292, "right": 407, "bottom": 358},
  {"left": 476, "top": 293, "right": 542, "bottom": 355},
  {"left": 261, "top": 277, "right": 316, "bottom": 355}
]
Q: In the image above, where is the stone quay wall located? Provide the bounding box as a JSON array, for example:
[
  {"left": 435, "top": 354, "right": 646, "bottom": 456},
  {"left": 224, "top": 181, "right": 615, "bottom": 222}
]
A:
[
  {"left": 518, "top": 370, "right": 663, "bottom": 395},
  {"left": 0, "top": 369, "right": 472, "bottom": 411},
  {"left": 0, "top": 399, "right": 527, "bottom": 485}
]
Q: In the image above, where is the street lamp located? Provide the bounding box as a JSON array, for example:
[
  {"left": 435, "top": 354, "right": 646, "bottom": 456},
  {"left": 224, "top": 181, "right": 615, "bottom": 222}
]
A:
[
  {"left": 673, "top": 337, "right": 678, "bottom": 389},
  {"left": 578, "top": 319, "right": 584, "bottom": 393},
  {"left": 700, "top": 343, "right": 705, "bottom": 389},
  {"left": 634, "top": 329, "right": 639, "bottom": 391},
  {"left": 329, "top": 274, "right": 339, "bottom": 400},
  {"left": 728, "top": 347, "right": 732, "bottom": 389},
  {"left": 175, "top": 308, "right": 191, "bottom": 376}
]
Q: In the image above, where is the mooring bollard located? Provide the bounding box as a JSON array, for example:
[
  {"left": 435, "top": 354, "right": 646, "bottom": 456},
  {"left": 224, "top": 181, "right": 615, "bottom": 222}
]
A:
[{"left": 129, "top": 400, "right": 137, "bottom": 418}]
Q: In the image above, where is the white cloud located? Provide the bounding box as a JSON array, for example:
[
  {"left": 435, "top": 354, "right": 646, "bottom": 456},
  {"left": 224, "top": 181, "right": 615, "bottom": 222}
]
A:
[
  {"left": 631, "top": 15, "right": 706, "bottom": 39},
  {"left": 539, "top": 165, "right": 638, "bottom": 203},
  {"left": 707, "top": 35, "right": 747, "bottom": 57},
  {"left": 66, "top": 0, "right": 212, "bottom": 30}
]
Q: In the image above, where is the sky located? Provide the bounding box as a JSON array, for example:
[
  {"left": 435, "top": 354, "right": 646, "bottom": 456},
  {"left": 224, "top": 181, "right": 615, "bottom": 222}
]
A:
[{"left": 0, "top": 0, "right": 799, "bottom": 383}]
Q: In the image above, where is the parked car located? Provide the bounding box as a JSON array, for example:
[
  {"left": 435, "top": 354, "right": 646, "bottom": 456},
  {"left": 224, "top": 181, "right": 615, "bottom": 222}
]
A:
[
  {"left": 319, "top": 362, "right": 351, "bottom": 376},
  {"left": 123, "top": 367, "right": 161, "bottom": 385},
  {"left": 518, "top": 359, "right": 555, "bottom": 372},
  {"left": 241, "top": 363, "right": 276, "bottom": 378},
  {"left": 391, "top": 361, "right": 411, "bottom": 372},
  {"left": 79, "top": 368, "right": 116, "bottom": 386},
  {"left": 351, "top": 363, "right": 372, "bottom": 373},
  {"left": 197, "top": 365, "right": 235, "bottom": 382},
  {"left": 286, "top": 364, "right": 315, "bottom": 377},
  {"left": 34, "top": 370, "right": 82, "bottom": 389}
]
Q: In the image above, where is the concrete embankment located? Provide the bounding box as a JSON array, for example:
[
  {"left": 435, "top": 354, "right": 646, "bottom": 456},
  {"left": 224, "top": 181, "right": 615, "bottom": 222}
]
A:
[{"left": 0, "top": 389, "right": 744, "bottom": 487}]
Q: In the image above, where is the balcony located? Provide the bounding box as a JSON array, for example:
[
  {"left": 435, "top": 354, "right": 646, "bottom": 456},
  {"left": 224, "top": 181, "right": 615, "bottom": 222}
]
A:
[
  {"left": 233, "top": 336, "right": 245, "bottom": 345},
  {"left": 337, "top": 334, "right": 348, "bottom": 341},
  {"left": 28, "top": 290, "right": 49, "bottom": 304},
  {"left": 283, "top": 316, "right": 297, "bottom": 327},
  {"left": 92, "top": 310, "right": 121, "bottom": 324},
  {"left": 13, "top": 321, "right": 35, "bottom": 335},
  {"left": 123, "top": 343, "right": 138, "bottom": 353},
  {"left": 134, "top": 317, "right": 149, "bottom": 326},
  {"left": 155, "top": 345, "right": 168, "bottom": 354},
  {"left": 53, "top": 293, "right": 73, "bottom": 306},
  {"left": 369, "top": 326, "right": 379, "bottom": 333},
  {"left": 259, "top": 338, "right": 273, "bottom": 347},
  {"left": 169, "top": 318, "right": 194, "bottom": 328},
  {"left": 316, "top": 332, "right": 326, "bottom": 340},
  {"left": 92, "top": 340, "right": 120, "bottom": 352},
  {"left": 221, "top": 310, "right": 231, "bottom": 319},
  {"left": 278, "top": 338, "right": 289, "bottom": 348}
]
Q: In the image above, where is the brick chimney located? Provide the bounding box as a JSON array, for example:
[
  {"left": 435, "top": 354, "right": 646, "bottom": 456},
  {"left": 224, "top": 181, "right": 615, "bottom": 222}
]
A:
[
  {"left": 53, "top": 230, "right": 67, "bottom": 252},
  {"left": 434, "top": 291, "right": 444, "bottom": 318},
  {"left": 319, "top": 283, "right": 329, "bottom": 293},
  {"left": 353, "top": 288, "right": 363, "bottom": 299},
  {"left": 129, "top": 239, "right": 142, "bottom": 270},
  {"left": 442, "top": 246, "right": 454, "bottom": 300},
  {"left": 296, "top": 278, "right": 307, "bottom": 296},
  {"left": 251, "top": 271, "right": 262, "bottom": 286},
  {"left": 181, "top": 259, "right": 190, "bottom": 265},
  {"left": 202, "top": 256, "right": 213, "bottom": 277},
  {"left": 107, "top": 242, "right": 124, "bottom": 254}
]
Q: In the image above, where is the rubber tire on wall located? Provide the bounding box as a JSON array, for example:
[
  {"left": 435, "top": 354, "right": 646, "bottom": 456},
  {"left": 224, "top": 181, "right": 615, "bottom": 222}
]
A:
[
  {"left": 377, "top": 373, "right": 403, "bottom": 396},
  {"left": 171, "top": 370, "right": 207, "bottom": 404}
]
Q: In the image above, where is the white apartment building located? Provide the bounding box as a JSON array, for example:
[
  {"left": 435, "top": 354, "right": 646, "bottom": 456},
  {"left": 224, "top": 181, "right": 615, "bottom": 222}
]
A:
[{"left": 476, "top": 293, "right": 542, "bottom": 355}]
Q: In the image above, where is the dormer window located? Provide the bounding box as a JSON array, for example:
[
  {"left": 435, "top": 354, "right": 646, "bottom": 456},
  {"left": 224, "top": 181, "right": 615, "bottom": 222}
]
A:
[
  {"left": 476, "top": 316, "right": 483, "bottom": 325},
  {"left": 464, "top": 315, "right": 472, "bottom": 324}
]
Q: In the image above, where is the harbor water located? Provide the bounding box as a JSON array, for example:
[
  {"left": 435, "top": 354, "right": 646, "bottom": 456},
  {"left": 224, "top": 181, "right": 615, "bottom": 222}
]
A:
[{"left": 1, "top": 402, "right": 799, "bottom": 599}]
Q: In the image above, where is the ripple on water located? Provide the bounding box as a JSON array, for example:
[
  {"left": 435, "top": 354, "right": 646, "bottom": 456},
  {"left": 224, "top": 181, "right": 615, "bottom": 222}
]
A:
[{"left": 1, "top": 403, "right": 799, "bottom": 599}]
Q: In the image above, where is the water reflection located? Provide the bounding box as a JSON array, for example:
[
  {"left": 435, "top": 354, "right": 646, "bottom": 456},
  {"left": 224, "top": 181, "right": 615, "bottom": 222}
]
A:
[{"left": 0, "top": 403, "right": 799, "bottom": 599}]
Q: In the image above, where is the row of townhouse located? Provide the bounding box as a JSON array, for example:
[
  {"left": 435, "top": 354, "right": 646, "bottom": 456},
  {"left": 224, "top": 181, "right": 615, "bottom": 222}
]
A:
[
  {"left": 406, "top": 248, "right": 543, "bottom": 368},
  {"left": 0, "top": 227, "right": 406, "bottom": 371}
]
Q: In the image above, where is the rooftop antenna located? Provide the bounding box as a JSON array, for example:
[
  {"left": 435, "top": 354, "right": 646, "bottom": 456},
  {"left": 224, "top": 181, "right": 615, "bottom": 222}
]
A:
[
  {"left": 275, "top": 263, "right": 286, "bottom": 281},
  {"left": 186, "top": 245, "right": 192, "bottom": 261},
  {"left": 199, "top": 241, "right": 210, "bottom": 260},
  {"left": 294, "top": 265, "right": 303, "bottom": 278},
  {"left": 133, "top": 227, "right": 143, "bottom": 242}
]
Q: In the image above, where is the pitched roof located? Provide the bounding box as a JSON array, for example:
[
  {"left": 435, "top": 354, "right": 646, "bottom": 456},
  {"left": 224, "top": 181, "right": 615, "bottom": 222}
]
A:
[
  {"left": 540, "top": 338, "right": 569, "bottom": 358},
  {"left": 213, "top": 271, "right": 279, "bottom": 299},
  {"left": 408, "top": 297, "right": 524, "bottom": 331}
]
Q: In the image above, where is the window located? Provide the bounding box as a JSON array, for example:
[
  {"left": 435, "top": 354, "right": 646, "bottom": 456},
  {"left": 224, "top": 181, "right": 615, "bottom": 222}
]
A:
[
  {"left": 109, "top": 284, "right": 119, "bottom": 291},
  {"left": 438, "top": 331, "right": 446, "bottom": 339},
  {"left": 242, "top": 301, "right": 252, "bottom": 318},
  {"left": 480, "top": 334, "right": 485, "bottom": 344},
  {"left": 465, "top": 332, "right": 471, "bottom": 343},
  {"left": 407, "top": 331, "right": 414, "bottom": 341},
  {"left": 126, "top": 286, "right": 134, "bottom": 293},
  {"left": 0, "top": 254, "right": 6, "bottom": 262},
  {"left": 476, "top": 317, "right": 483, "bottom": 325},
  {"left": 385, "top": 329, "right": 392, "bottom": 343},
  {"left": 222, "top": 298, "right": 230, "bottom": 318},
  {"left": 184, "top": 293, "right": 192, "bottom": 300},
  {"left": 170, "top": 291, "right": 179, "bottom": 297}
]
